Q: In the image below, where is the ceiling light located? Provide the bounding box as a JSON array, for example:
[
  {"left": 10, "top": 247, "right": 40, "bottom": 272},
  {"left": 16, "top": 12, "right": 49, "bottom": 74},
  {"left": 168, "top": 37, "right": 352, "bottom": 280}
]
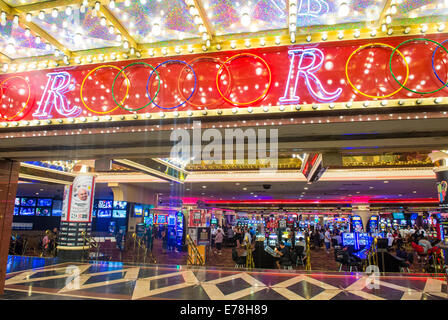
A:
[
  {"left": 152, "top": 23, "right": 161, "bottom": 36},
  {"left": 65, "top": 6, "right": 72, "bottom": 16},
  {"left": 52, "top": 8, "right": 58, "bottom": 18},
  {"left": 100, "top": 17, "right": 107, "bottom": 26},
  {"left": 38, "top": 11, "right": 45, "bottom": 20},
  {"left": 338, "top": 3, "right": 350, "bottom": 17},
  {"left": 95, "top": 2, "right": 101, "bottom": 11},
  {"left": 26, "top": 13, "right": 32, "bottom": 22},
  {"left": 241, "top": 12, "right": 251, "bottom": 26},
  {"left": 109, "top": 0, "right": 115, "bottom": 9}
]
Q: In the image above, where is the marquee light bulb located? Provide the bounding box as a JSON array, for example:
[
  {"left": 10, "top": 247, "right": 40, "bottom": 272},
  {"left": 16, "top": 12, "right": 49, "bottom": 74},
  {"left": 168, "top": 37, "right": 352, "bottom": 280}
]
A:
[
  {"left": 26, "top": 13, "right": 32, "bottom": 22},
  {"left": 241, "top": 12, "right": 250, "bottom": 26},
  {"left": 152, "top": 23, "right": 161, "bottom": 36},
  {"left": 38, "top": 11, "right": 45, "bottom": 20},
  {"left": 52, "top": 9, "right": 58, "bottom": 18},
  {"left": 338, "top": 3, "right": 350, "bottom": 17},
  {"left": 109, "top": 0, "right": 115, "bottom": 9},
  {"left": 65, "top": 6, "right": 72, "bottom": 16}
]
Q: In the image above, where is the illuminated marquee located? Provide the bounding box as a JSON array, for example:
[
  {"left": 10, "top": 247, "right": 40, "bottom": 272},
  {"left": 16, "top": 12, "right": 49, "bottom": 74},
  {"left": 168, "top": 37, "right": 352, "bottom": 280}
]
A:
[{"left": 0, "top": 34, "right": 447, "bottom": 122}]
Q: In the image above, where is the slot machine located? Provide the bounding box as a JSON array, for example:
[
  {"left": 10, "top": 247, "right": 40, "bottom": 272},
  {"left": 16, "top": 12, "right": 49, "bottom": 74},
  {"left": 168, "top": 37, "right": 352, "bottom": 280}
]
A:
[
  {"left": 368, "top": 216, "right": 379, "bottom": 233},
  {"left": 176, "top": 212, "right": 185, "bottom": 248},
  {"left": 351, "top": 215, "right": 363, "bottom": 232},
  {"left": 267, "top": 233, "right": 278, "bottom": 248}
]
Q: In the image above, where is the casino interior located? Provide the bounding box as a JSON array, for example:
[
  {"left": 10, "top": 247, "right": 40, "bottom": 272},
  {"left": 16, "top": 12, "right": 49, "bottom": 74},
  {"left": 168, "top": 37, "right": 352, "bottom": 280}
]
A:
[{"left": 1, "top": 0, "right": 448, "bottom": 301}]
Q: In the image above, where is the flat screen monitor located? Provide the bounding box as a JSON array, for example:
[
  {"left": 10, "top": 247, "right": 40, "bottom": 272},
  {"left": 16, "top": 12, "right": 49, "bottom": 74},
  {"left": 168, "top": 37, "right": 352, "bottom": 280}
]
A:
[
  {"left": 392, "top": 212, "right": 405, "bottom": 219},
  {"left": 157, "top": 214, "right": 167, "bottom": 225},
  {"left": 112, "top": 210, "right": 126, "bottom": 218},
  {"left": 36, "top": 207, "right": 51, "bottom": 216},
  {"left": 113, "top": 201, "right": 127, "bottom": 210},
  {"left": 52, "top": 200, "right": 62, "bottom": 216},
  {"left": 13, "top": 206, "right": 19, "bottom": 215},
  {"left": 21, "top": 198, "right": 36, "bottom": 207},
  {"left": 98, "top": 200, "right": 112, "bottom": 209},
  {"left": 134, "top": 205, "right": 143, "bottom": 217},
  {"left": 20, "top": 207, "right": 35, "bottom": 216},
  {"left": 37, "top": 198, "right": 52, "bottom": 207},
  {"left": 410, "top": 213, "right": 418, "bottom": 220},
  {"left": 97, "top": 209, "right": 112, "bottom": 218},
  {"left": 342, "top": 233, "right": 355, "bottom": 246},
  {"left": 15, "top": 197, "right": 20, "bottom": 206}
]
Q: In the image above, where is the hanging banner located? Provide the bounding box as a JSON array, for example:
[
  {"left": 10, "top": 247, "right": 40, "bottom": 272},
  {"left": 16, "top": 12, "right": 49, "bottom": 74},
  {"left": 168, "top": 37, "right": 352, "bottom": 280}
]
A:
[
  {"left": 68, "top": 175, "right": 95, "bottom": 222},
  {"left": 2, "top": 34, "right": 448, "bottom": 122}
]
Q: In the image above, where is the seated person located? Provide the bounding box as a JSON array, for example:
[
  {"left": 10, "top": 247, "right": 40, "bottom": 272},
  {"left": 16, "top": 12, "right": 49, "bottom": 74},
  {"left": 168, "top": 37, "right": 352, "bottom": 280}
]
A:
[
  {"left": 342, "top": 245, "right": 362, "bottom": 264},
  {"left": 275, "top": 241, "right": 292, "bottom": 269},
  {"left": 395, "top": 244, "right": 413, "bottom": 266},
  {"left": 418, "top": 237, "right": 432, "bottom": 254},
  {"left": 295, "top": 237, "right": 306, "bottom": 252}
]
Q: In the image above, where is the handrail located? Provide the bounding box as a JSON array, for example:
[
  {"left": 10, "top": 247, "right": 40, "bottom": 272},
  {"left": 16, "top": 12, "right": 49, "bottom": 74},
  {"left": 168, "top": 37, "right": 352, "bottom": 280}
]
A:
[
  {"left": 305, "top": 236, "right": 312, "bottom": 271},
  {"left": 186, "top": 234, "right": 204, "bottom": 266},
  {"left": 81, "top": 231, "right": 100, "bottom": 261},
  {"left": 245, "top": 236, "right": 254, "bottom": 269}
]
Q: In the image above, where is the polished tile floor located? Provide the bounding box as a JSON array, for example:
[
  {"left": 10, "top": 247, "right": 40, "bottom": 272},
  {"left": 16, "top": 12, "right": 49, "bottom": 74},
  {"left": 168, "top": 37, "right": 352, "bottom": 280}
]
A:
[{"left": 1, "top": 256, "right": 447, "bottom": 300}]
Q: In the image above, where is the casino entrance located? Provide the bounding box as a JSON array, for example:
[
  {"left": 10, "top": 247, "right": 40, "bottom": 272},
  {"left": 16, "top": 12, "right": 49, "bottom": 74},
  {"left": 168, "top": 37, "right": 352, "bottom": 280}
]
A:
[{"left": 1, "top": 0, "right": 448, "bottom": 299}]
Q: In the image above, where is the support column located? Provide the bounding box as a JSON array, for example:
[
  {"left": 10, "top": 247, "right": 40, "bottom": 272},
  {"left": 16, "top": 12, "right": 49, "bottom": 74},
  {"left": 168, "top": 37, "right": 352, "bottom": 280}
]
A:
[
  {"left": 352, "top": 203, "right": 372, "bottom": 232},
  {"left": 0, "top": 160, "right": 19, "bottom": 295},
  {"left": 57, "top": 175, "right": 95, "bottom": 261}
]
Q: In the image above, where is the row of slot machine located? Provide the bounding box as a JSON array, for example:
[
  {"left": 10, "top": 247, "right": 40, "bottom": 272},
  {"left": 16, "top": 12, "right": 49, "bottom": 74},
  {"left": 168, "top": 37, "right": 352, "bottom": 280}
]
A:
[{"left": 140, "top": 209, "right": 185, "bottom": 249}]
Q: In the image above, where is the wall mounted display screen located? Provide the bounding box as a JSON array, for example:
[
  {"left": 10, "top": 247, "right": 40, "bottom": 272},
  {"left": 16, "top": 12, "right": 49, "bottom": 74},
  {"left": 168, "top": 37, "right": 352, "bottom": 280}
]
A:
[
  {"left": 20, "top": 207, "right": 35, "bottom": 216},
  {"left": 21, "top": 198, "right": 36, "bottom": 207},
  {"left": 98, "top": 200, "right": 112, "bottom": 209},
  {"left": 15, "top": 198, "right": 20, "bottom": 206},
  {"left": 97, "top": 209, "right": 112, "bottom": 218},
  {"left": 113, "top": 201, "right": 127, "bottom": 210},
  {"left": 112, "top": 210, "right": 126, "bottom": 218},
  {"left": 13, "top": 207, "right": 19, "bottom": 215},
  {"left": 410, "top": 213, "right": 418, "bottom": 220},
  {"left": 392, "top": 212, "right": 405, "bottom": 220},
  {"left": 92, "top": 210, "right": 97, "bottom": 218},
  {"left": 37, "top": 198, "right": 53, "bottom": 207},
  {"left": 52, "top": 200, "right": 62, "bottom": 216},
  {"left": 36, "top": 207, "right": 51, "bottom": 216}
]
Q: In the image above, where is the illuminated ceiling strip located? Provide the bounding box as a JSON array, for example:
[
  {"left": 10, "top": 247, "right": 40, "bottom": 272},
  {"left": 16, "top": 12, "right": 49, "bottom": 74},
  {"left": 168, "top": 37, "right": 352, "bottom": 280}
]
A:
[
  {"left": 18, "top": 173, "right": 73, "bottom": 185},
  {"left": 152, "top": 158, "right": 190, "bottom": 175},
  {"left": 192, "top": 0, "right": 214, "bottom": 38},
  {"left": 202, "top": 198, "right": 439, "bottom": 204},
  {"left": 13, "top": 0, "right": 85, "bottom": 12},
  {"left": 99, "top": 4, "right": 137, "bottom": 50},
  {"left": 114, "top": 159, "right": 185, "bottom": 184},
  {"left": 0, "top": 0, "right": 72, "bottom": 57},
  {"left": 376, "top": 0, "right": 393, "bottom": 29},
  {"left": 20, "top": 162, "right": 77, "bottom": 177}
]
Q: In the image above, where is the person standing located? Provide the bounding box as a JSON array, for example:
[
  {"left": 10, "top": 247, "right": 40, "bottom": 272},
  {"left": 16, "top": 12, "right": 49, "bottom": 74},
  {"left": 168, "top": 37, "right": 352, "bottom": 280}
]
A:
[
  {"left": 215, "top": 228, "right": 224, "bottom": 255},
  {"left": 161, "top": 227, "right": 167, "bottom": 253},
  {"left": 324, "top": 228, "right": 331, "bottom": 254}
]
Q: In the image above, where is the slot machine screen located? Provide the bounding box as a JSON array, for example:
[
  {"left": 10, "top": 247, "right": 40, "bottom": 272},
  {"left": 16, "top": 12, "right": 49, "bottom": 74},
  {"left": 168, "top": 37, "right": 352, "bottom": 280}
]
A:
[
  {"left": 21, "top": 198, "right": 36, "bottom": 207},
  {"left": 358, "top": 233, "right": 370, "bottom": 246},
  {"left": 157, "top": 214, "right": 167, "bottom": 225},
  {"left": 134, "top": 205, "right": 143, "bottom": 217},
  {"left": 20, "top": 207, "right": 35, "bottom": 216},
  {"left": 112, "top": 210, "right": 126, "bottom": 218},
  {"left": 36, "top": 207, "right": 51, "bottom": 216},
  {"left": 98, "top": 200, "right": 113, "bottom": 209},
  {"left": 211, "top": 218, "right": 217, "bottom": 225},
  {"left": 168, "top": 215, "right": 176, "bottom": 226},
  {"left": 98, "top": 209, "right": 112, "bottom": 218},
  {"left": 410, "top": 213, "right": 418, "bottom": 220},
  {"left": 113, "top": 201, "right": 127, "bottom": 210},
  {"left": 37, "top": 198, "right": 52, "bottom": 207},
  {"left": 342, "top": 233, "right": 355, "bottom": 246},
  {"left": 295, "top": 232, "right": 304, "bottom": 240}
]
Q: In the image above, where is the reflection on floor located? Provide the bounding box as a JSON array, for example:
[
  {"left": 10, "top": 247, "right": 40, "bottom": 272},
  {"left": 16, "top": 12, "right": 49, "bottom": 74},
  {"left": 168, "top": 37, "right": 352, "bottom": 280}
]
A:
[{"left": 2, "top": 256, "right": 447, "bottom": 300}]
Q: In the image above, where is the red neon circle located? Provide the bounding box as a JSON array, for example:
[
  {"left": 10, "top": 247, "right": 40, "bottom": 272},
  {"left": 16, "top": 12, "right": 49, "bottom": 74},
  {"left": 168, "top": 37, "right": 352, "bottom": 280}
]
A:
[
  {"left": 0, "top": 76, "right": 31, "bottom": 121},
  {"left": 216, "top": 53, "right": 272, "bottom": 106},
  {"left": 177, "top": 56, "right": 232, "bottom": 109}
]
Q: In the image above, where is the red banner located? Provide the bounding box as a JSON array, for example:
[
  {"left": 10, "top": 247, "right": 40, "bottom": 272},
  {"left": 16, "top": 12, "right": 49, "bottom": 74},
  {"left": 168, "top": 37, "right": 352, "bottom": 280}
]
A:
[{"left": 1, "top": 33, "right": 448, "bottom": 122}]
